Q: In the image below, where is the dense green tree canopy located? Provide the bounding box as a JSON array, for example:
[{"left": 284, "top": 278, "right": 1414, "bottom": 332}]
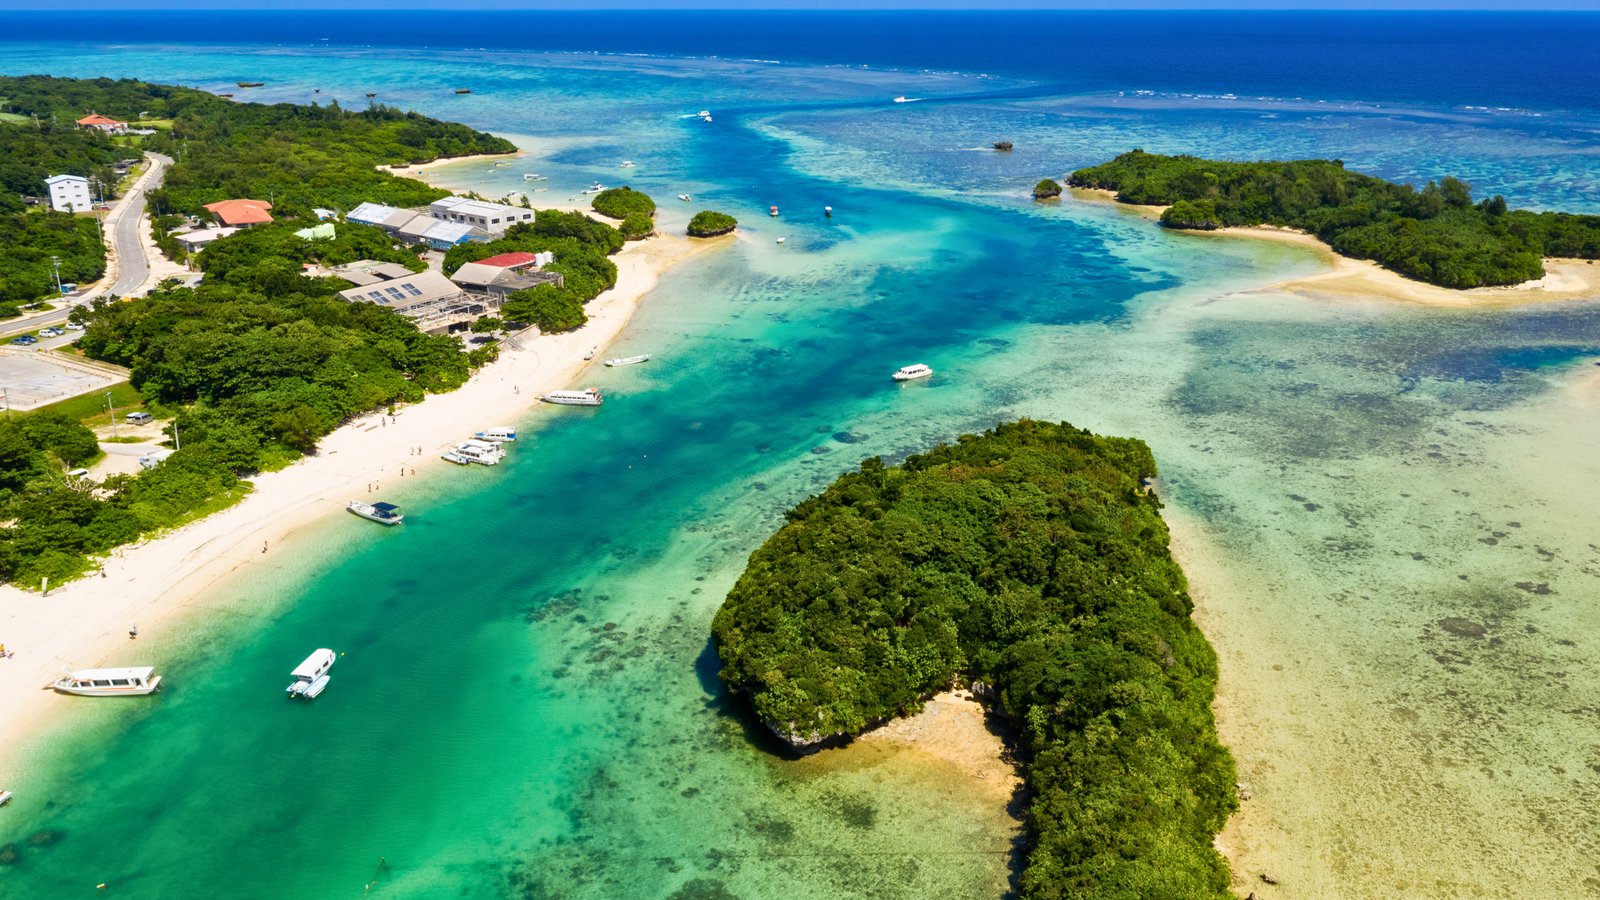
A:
[
  {"left": 687, "top": 210, "right": 737, "bottom": 237},
  {"left": 590, "top": 186, "right": 656, "bottom": 220},
  {"left": 1070, "top": 150, "right": 1600, "bottom": 289},
  {"left": 714, "top": 419, "right": 1236, "bottom": 899}
]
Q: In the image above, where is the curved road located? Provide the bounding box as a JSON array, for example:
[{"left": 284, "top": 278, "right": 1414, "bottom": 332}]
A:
[
  {"left": 107, "top": 151, "right": 172, "bottom": 296},
  {"left": 1, "top": 152, "right": 171, "bottom": 341}
]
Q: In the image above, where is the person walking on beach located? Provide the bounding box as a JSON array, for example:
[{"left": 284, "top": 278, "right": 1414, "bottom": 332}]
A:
[{"left": 129, "top": 625, "right": 138, "bottom": 640}]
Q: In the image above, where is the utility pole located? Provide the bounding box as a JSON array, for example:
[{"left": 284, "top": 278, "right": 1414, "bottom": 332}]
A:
[
  {"left": 2, "top": 388, "right": 10, "bottom": 419},
  {"left": 172, "top": 418, "right": 180, "bottom": 451},
  {"left": 107, "top": 391, "right": 118, "bottom": 438},
  {"left": 50, "top": 255, "right": 63, "bottom": 295}
]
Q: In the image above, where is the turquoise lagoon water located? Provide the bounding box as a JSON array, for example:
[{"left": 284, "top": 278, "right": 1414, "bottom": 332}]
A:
[{"left": 2, "top": 33, "right": 1600, "bottom": 899}]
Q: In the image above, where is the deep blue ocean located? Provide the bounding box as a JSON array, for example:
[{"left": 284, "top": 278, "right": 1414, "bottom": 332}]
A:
[{"left": 2, "top": 11, "right": 1600, "bottom": 899}]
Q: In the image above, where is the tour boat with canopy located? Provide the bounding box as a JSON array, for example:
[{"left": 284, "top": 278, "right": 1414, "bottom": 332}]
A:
[
  {"left": 892, "top": 363, "right": 934, "bottom": 382},
  {"left": 347, "top": 500, "right": 404, "bottom": 525},
  {"left": 542, "top": 388, "right": 603, "bottom": 407},
  {"left": 286, "top": 649, "right": 335, "bottom": 700},
  {"left": 53, "top": 666, "right": 163, "bottom": 697}
]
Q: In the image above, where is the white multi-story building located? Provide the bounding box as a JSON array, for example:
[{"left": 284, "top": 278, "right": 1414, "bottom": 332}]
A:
[
  {"left": 46, "top": 174, "right": 92, "bottom": 213},
  {"left": 428, "top": 196, "right": 534, "bottom": 235}
]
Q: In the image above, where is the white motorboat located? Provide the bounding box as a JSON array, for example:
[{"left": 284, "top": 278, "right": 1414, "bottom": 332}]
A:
[
  {"left": 678, "top": 193, "right": 691, "bottom": 202},
  {"left": 53, "top": 666, "right": 162, "bottom": 697},
  {"left": 452, "top": 439, "right": 506, "bottom": 465},
  {"left": 347, "top": 500, "right": 403, "bottom": 525},
  {"left": 542, "top": 388, "right": 603, "bottom": 407},
  {"left": 581, "top": 183, "right": 606, "bottom": 195},
  {"left": 604, "top": 354, "right": 650, "bottom": 367},
  {"left": 893, "top": 96, "right": 910, "bottom": 103},
  {"left": 441, "top": 450, "right": 471, "bottom": 465},
  {"left": 473, "top": 427, "right": 517, "bottom": 442},
  {"left": 776, "top": 237, "right": 786, "bottom": 244},
  {"left": 697, "top": 110, "right": 711, "bottom": 118},
  {"left": 0, "top": 790, "right": 11, "bottom": 806},
  {"left": 583, "top": 347, "right": 596, "bottom": 360},
  {"left": 892, "top": 363, "right": 934, "bottom": 382},
  {"left": 286, "top": 648, "right": 335, "bottom": 700},
  {"left": 620, "top": 160, "right": 635, "bottom": 168},
  {"left": 702, "top": 115, "right": 713, "bottom": 122},
  {"left": 522, "top": 173, "right": 545, "bottom": 181}
]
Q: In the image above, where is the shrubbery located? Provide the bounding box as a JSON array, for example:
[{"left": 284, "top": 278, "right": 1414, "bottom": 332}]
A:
[
  {"left": 687, "top": 210, "right": 737, "bottom": 237},
  {"left": 591, "top": 186, "right": 656, "bottom": 220},
  {"left": 1069, "top": 150, "right": 1600, "bottom": 288},
  {"left": 1032, "top": 178, "right": 1062, "bottom": 200},
  {"left": 714, "top": 419, "right": 1237, "bottom": 899}
]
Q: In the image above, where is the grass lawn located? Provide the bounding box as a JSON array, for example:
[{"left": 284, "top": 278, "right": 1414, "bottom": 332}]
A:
[{"left": 35, "top": 381, "right": 147, "bottom": 426}]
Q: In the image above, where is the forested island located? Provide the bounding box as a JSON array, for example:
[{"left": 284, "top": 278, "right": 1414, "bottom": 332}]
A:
[
  {"left": 713, "top": 419, "right": 1237, "bottom": 899},
  {"left": 0, "top": 77, "right": 551, "bottom": 586},
  {"left": 1069, "top": 150, "right": 1600, "bottom": 289},
  {"left": 687, "top": 210, "right": 737, "bottom": 237}
]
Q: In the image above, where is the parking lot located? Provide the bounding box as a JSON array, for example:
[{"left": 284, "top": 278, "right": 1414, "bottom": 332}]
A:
[{"left": 0, "top": 349, "right": 124, "bottom": 411}]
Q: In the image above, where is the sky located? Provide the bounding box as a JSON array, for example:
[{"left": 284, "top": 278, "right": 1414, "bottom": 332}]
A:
[{"left": 5, "top": 0, "right": 1600, "bottom": 9}]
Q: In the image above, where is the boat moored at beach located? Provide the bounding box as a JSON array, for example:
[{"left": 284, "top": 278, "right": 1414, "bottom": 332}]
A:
[
  {"left": 451, "top": 440, "right": 507, "bottom": 465},
  {"left": 473, "top": 427, "right": 517, "bottom": 442},
  {"left": 582, "top": 182, "right": 606, "bottom": 194},
  {"left": 892, "top": 363, "right": 934, "bottom": 382},
  {"left": 347, "top": 500, "right": 403, "bottom": 525},
  {"left": 542, "top": 388, "right": 603, "bottom": 407},
  {"left": 441, "top": 450, "right": 471, "bottom": 465},
  {"left": 53, "top": 667, "right": 163, "bottom": 697},
  {"left": 604, "top": 354, "right": 650, "bottom": 367},
  {"left": 286, "top": 649, "right": 335, "bottom": 700}
]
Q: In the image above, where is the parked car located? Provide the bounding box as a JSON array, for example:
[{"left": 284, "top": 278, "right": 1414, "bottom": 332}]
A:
[
  {"left": 125, "top": 412, "right": 154, "bottom": 425},
  {"left": 65, "top": 321, "right": 86, "bottom": 331},
  {"left": 10, "top": 335, "right": 38, "bottom": 346},
  {"left": 39, "top": 327, "right": 65, "bottom": 337}
]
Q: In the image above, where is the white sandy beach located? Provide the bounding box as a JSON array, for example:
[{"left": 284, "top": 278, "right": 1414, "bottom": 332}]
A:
[
  {"left": 1069, "top": 187, "right": 1600, "bottom": 307},
  {"left": 0, "top": 225, "right": 721, "bottom": 774}
]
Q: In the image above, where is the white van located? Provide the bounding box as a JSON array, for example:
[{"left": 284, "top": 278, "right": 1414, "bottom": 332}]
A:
[{"left": 125, "top": 412, "right": 153, "bottom": 425}]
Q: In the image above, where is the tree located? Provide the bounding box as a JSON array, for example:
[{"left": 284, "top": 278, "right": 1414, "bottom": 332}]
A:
[
  {"left": 687, "top": 210, "right": 737, "bottom": 237},
  {"left": 501, "top": 284, "right": 587, "bottom": 333}
]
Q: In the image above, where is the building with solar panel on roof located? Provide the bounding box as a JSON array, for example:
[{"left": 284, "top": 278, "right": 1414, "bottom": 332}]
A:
[{"left": 334, "top": 268, "right": 488, "bottom": 334}]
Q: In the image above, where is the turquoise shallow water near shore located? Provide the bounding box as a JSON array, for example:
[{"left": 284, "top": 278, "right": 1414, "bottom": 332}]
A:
[{"left": 3, "top": 28, "right": 1600, "bottom": 898}]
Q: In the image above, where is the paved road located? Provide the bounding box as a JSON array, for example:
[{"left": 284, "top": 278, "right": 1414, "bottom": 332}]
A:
[
  {"left": 1, "top": 152, "right": 171, "bottom": 341},
  {"left": 107, "top": 151, "right": 172, "bottom": 296}
]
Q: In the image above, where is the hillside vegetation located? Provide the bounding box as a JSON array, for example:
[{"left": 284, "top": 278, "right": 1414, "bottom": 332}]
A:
[
  {"left": 1069, "top": 150, "right": 1600, "bottom": 288},
  {"left": 713, "top": 419, "right": 1236, "bottom": 899},
  {"left": 0, "top": 74, "right": 514, "bottom": 305}
]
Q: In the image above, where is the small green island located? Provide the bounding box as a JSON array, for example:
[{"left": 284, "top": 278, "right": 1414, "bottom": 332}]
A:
[
  {"left": 1069, "top": 149, "right": 1600, "bottom": 289},
  {"left": 687, "top": 209, "right": 737, "bottom": 237},
  {"left": 1032, "top": 178, "right": 1062, "bottom": 200},
  {"left": 713, "top": 419, "right": 1237, "bottom": 899},
  {"left": 589, "top": 186, "right": 656, "bottom": 240}
]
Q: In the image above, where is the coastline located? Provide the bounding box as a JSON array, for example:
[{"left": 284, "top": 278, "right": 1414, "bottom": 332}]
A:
[
  {"left": 0, "top": 185, "right": 715, "bottom": 778},
  {"left": 1068, "top": 188, "right": 1600, "bottom": 307}
]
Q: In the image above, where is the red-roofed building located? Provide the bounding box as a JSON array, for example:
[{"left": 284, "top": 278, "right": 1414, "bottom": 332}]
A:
[
  {"left": 473, "top": 251, "right": 543, "bottom": 270},
  {"left": 76, "top": 113, "right": 127, "bottom": 133},
  {"left": 203, "top": 199, "right": 275, "bottom": 227}
]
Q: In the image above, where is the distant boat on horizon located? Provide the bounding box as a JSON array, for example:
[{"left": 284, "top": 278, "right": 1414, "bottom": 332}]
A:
[
  {"left": 236, "top": 81, "right": 264, "bottom": 88},
  {"left": 454, "top": 88, "right": 473, "bottom": 95}
]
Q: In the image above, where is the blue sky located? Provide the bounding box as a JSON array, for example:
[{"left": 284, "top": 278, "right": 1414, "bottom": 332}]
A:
[{"left": 6, "top": 1, "right": 1600, "bottom": 9}]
